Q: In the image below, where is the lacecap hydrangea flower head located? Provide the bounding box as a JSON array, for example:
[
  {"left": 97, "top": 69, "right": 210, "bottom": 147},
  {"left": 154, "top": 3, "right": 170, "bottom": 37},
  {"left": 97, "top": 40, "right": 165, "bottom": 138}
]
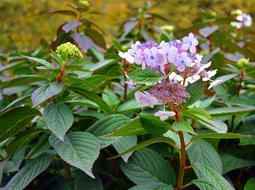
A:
[
  {"left": 119, "top": 33, "right": 217, "bottom": 120},
  {"left": 230, "top": 10, "right": 253, "bottom": 29}
]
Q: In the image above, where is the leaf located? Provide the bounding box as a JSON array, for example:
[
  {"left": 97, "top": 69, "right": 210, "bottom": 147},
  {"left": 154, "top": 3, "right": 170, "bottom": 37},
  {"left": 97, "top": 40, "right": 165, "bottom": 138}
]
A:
[
  {"left": 85, "top": 29, "right": 106, "bottom": 48},
  {"left": 4, "top": 154, "right": 52, "bottom": 190},
  {"left": 4, "top": 148, "right": 26, "bottom": 173},
  {"left": 111, "top": 118, "right": 147, "bottom": 136},
  {"left": 72, "top": 33, "right": 103, "bottom": 52},
  {"left": 199, "top": 25, "right": 219, "bottom": 38},
  {"left": 163, "top": 130, "right": 191, "bottom": 148},
  {"left": 172, "top": 121, "right": 195, "bottom": 134},
  {"left": 208, "top": 107, "right": 255, "bottom": 117},
  {"left": 221, "top": 153, "right": 255, "bottom": 174},
  {"left": 209, "top": 74, "right": 238, "bottom": 89},
  {"left": 201, "top": 48, "right": 220, "bottom": 65},
  {"left": 120, "top": 148, "right": 176, "bottom": 186},
  {"left": 116, "top": 99, "right": 141, "bottom": 113},
  {"left": 0, "top": 107, "right": 41, "bottom": 141},
  {"left": 128, "top": 69, "right": 162, "bottom": 84},
  {"left": 102, "top": 88, "right": 119, "bottom": 108},
  {"left": 87, "top": 115, "right": 130, "bottom": 148},
  {"left": 75, "top": 173, "right": 103, "bottom": 190},
  {"left": 192, "top": 95, "right": 216, "bottom": 109},
  {"left": 32, "top": 82, "right": 63, "bottom": 107},
  {"left": 0, "top": 75, "right": 48, "bottom": 89},
  {"left": 244, "top": 177, "right": 255, "bottom": 190},
  {"left": 129, "top": 182, "right": 173, "bottom": 190},
  {"left": 192, "top": 179, "right": 217, "bottom": 190},
  {"left": 51, "top": 10, "right": 77, "bottom": 17},
  {"left": 65, "top": 99, "right": 99, "bottom": 109},
  {"left": 188, "top": 140, "right": 222, "bottom": 174},
  {"left": 62, "top": 21, "right": 82, "bottom": 33},
  {"left": 44, "top": 103, "right": 74, "bottom": 141},
  {"left": 191, "top": 133, "right": 246, "bottom": 142},
  {"left": 23, "top": 56, "right": 55, "bottom": 69},
  {"left": 193, "top": 163, "right": 235, "bottom": 190},
  {"left": 7, "top": 128, "right": 43, "bottom": 156},
  {"left": 49, "top": 132, "right": 100, "bottom": 178},
  {"left": 186, "top": 80, "right": 204, "bottom": 105},
  {"left": 70, "top": 86, "right": 112, "bottom": 114},
  {"left": 113, "top": 136, "right": 137, "bottom": 162},
  {"left": 140, "top": 115, "right": 169, "bottom": 134},
  {"left": 184, "top": 108, "right": 228, "bottom": 133},
  {"left": 110, "top": 137, "right": 176, "bottom": 160}
]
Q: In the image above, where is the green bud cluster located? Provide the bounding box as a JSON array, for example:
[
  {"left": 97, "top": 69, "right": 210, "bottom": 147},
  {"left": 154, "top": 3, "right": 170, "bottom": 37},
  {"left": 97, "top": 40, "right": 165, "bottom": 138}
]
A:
[
  {"left": 56, "top": 42, "right": 83, "bottom": 58},
  {"left": 78, "top": 0, "right": 90, "bottom": 7},
  {"left": 236, "top": 58, "right": 250, "bottom": 68}
]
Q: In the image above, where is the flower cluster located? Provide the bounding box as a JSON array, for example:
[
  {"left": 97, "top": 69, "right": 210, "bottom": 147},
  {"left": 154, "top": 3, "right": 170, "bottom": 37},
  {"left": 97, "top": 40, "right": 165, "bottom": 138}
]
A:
[
  {"left": 231, "top": 11, "right": 253, "bottom": 29},
  {"left": 119, "top": 33, "right": 216, "bottom": 85},
  {"left": 119, "top": 33, "right": 217, "bottom": 121},
  {"left": 56, "top": 42, "right": 83, "bottom": 59}
]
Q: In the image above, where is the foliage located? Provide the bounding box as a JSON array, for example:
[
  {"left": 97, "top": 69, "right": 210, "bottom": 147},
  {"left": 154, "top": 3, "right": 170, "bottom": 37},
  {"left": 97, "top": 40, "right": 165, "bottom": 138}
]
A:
[{"left": 1, "top": 1, "right": 255, "bottom": 190}]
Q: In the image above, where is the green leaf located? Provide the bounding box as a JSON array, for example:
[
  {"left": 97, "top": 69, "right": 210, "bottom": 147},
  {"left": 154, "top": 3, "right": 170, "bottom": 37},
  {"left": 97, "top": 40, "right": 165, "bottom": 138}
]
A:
[
  {"left": 184, "top": 108, "right": 228, "bottom": 133},
  {"left": 113, "top": 136, "right": 137, "bottom": 162},
  {"left": 140, "top": 115, "right": 169, "bottom": 134},
  {"left": 208, "top": 106, "right": 255, "bottom": 117},
  {"left": 4, "top": 148, "right": 26, "bottom": 173},
  {"left": 32, "top": 82, "right": 63, "bottom": 107},
  {"left": 120, "top": 148, "right": 176, "bottom": 186},
  {"left": 4, "top": 154, "right": 52, "bottom": 190},
  {"left": 102, "top": 88, "right": 119, "bottom": 108},
  {"left": 192, "top": 179, "right": 217, "bottom": 190},
  {"left": 186, "top": 80, "right": 204, "bottom": 105},
  {"left": 172, "top": 121, "right": 195, "bottom": 134},
  {"left": 75, "top": 173, "right": 103, "bottom": 190},
  {"left": 192, "top": 95, "right": 216, "bottom": 109},
  {"left": 0, "top": 75, "right": 48, "bottom": 89},
  {"left": 23, "top": 56, "right": 55, "bottom": 69},
  {"left": 193, "top": 163, "right": 235, "bottom": 190},
  {"left": 70, "top": 86, "right": 112, "bottom": 114},
  {"left": 188, "top": 140, "right": 222, "bottom": 174},
  {"left": 111, "top": 137, "right": 176, "bottom": 160},
  {"left": 7, "top": 128, "right": 43, "bottom": 156},
  {"left": 0, "top": 107, "right": 41, "bottom": 141},
  {"left": 49, "top": 132, "right": 100, "bottom": 178},
  {"left": 244, "top": 177, "right": 255, "bottom": 190},
  {"left": 163, "top": 130, "right": 191, "bottom": 148},
  {"left": 111, "top": 118, "right": 147, "bottom": 136},
  {"left": 44, "top": 103, "right": 74, "bottom": 141},
  {"left": 128, "top": 69, "right": 162, "bottom": 85},
  {"left": 65, "top": 99, "right": 99, "bottom": 109},
  {"left": 1, "top": 94, "right": 30, "bottom": 113},
  {"left": 87, "top": 115, "right": 130, "bottom": 148},
  {"left": 221, "top": 153, "right": 255, "bottom": 174},
  {"left": 116, "top": 99, "right": 141, "bottom": 113},
  {"left": 210, "top": 74, "right": 238, "bottom": 88},
  {"left": 129, "top": 182, "right": 173, "bottom": 190},
  {"left": 191, "top": 133, "right": 246, "bottom": 142}
]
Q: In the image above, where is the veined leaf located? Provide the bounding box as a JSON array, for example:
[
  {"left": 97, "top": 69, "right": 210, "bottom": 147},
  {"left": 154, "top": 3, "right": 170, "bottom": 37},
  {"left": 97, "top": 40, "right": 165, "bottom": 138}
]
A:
[
  {"left": 172, "top": 121, "right": 195, "bottom": 134},
  {"left": 74, "top": 173, "right": 103, "bottom": 190},
  {"left": 4, "top": 154, "right": 52, "bottom": 190},
  {"left": 208, "top": 106, "right": 255, "bottom": 117},
  {"left": 190, "top": 133, "right": 246, "bottom": 142},
  {"left": 23, "top": 56, "right": 55, "bottom": 70},
  {"left": 43, "top": 103, "right": 74, "bottom": 141},
  {"left": 192, "top": 179, "right": 217, "bottom": 190},
  {"left": 140, "top": 115, "right": 169, "bottom": 134},
  {"left": 129, "top": 182, "right": 173, "bottom": 190},
  {"left": 32, "top": 82, "right": 63, "bottom": 107},
  {"left": 49, "top": 132, "right": 100, "bottom": 178},
  {"left": 244, "top": 177, "right": 255, "bottom": 190},
  {"left": 116, "top": 99, "right": 141, "bottom": 113},
  {"left": 128, "top": 69, "right": 162, "bottom": 85}
]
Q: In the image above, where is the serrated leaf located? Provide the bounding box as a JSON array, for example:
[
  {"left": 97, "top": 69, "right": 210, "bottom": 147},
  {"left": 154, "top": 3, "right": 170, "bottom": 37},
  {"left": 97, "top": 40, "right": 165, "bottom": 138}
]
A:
[
  {"left": 172, "top": 121, "right": 195, "bottom": 134},
  {"left": 111, "top": 137, "right": 176, "bottom": 160},
  {"left": 0, "top": 107, "right": 41, "bottom": 141},
  {"left": 49, "top": 132, "right": 100, "bottom": 178},
  {"left": 191, "top": 133, "right": 246, "bottom": 142},
  {"left": 116, "top": 99, "right": 141, "bottom": 113},
  {"left": 44, "top": 103, "right": 74, "bottom": 141},
  {"left": 4, "top": 154, "right": 52, "bottom": 190},
  {"left": 193, "top": 163, "right": 235, "bottom": 190},
  {"left": 221, "top": 153, "right": 255, "bottom": 174},
  {"left": 87, "top": 115, "right": 130, "bottom": 148},
  {"left": 128, "top": 69, "right": 162, "bottom": 85},
  {"left": 32, "top": 82, "right": 63, "bottom": 107},
  {"left": 113, "top": 136, "right": 137, "bottom": 162},
  {"left": 186, "top": 80, "right": 204, "bottom": 105},
  {"left": 120, "top": 148, "right": 176, "bottom": 186},
  {"left": 188, "top": 140, "right": 222, "bottom": 174},
  {"left": 0, "top": 75, "right": 48, "bottom": 89},
  {"left": 192, "top": 179, "right": 217, "bottom": 190},
  {"left": 102, "top": 88, "right": 119, "bottom": 108},
  {"left": 208, "top": 106, "right": 255, "bottom": 117},
  {"left": 140, "top": 115, "right": 169, "bottom": 134},
  {"left": 111, "top": 118, "right": 147, "bottom": 136}
]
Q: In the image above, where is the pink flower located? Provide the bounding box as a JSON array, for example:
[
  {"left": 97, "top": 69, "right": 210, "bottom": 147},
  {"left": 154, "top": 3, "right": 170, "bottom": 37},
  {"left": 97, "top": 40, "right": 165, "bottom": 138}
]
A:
[{"left": 154, "top": 111, "right": 176, "bottom": 121}]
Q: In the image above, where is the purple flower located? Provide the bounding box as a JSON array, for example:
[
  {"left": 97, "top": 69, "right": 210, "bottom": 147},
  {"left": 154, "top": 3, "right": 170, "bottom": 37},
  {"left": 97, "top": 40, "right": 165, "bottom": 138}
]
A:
[
  {"left": 182, "top": 33, "right": 198, "bottom": 54},
  {"left": 135, "top": 92, "right": 158, "bottom": 108},
  {"left": 154, "top": 111, "right": 176, "bottom": 121},
  {"left": 174, "top": 52, "right": 193, "bottom": 72}
]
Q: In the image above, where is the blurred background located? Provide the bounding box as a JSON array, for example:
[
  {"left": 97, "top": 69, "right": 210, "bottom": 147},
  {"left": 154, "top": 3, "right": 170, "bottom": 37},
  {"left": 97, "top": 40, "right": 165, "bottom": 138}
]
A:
[{"left": 0, "top": 0, "right": 254, "bottom": 51}]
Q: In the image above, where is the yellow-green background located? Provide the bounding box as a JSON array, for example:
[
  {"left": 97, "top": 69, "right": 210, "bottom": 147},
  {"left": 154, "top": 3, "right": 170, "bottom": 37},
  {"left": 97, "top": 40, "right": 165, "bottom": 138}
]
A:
[{"left": 0, "top": 0, "right": 254, "bottom": 51}]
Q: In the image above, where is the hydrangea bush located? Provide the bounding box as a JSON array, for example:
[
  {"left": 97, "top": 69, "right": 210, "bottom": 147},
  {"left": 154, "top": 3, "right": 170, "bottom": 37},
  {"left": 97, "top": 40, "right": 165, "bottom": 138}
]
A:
[{"left": 0, "top": 2, "right": 255, "bottom": 190}]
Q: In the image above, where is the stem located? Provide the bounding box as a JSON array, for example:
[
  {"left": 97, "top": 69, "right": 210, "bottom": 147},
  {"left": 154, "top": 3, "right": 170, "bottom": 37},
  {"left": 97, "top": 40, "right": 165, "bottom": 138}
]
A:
[
  {"left": 177, "top": 131, "right": 186, "bottom": 190},
  {"left": 63, "top": 160, "right": 72, "bottom": 179},
  {"left": 123, "top": 62, "right": 128, "bottom": 100}
]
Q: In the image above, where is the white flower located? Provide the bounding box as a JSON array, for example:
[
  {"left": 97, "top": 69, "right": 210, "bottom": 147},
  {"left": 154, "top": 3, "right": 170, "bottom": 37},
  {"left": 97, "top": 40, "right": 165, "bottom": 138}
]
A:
[
  {"left": 208, "top": 79, "right": 223, "bottom": 89},
  {"left": 118, "top": 51, "right": 134, "bottom": 64},
  {"left": 154, "top": 111, "right": 176, "bottom": 121},
  {"left": 237, "top": 13, "right": 252, "bottom": 27},
  {"left": 202, "top": 69, "right": 217, "bottom": 81}
]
